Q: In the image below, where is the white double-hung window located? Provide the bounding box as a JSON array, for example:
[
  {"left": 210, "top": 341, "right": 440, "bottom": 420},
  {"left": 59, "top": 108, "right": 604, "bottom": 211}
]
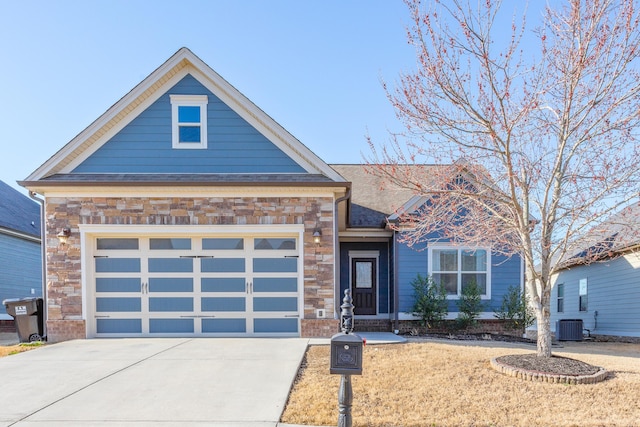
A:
[
  {"left": 170, "top": 95, "right": 208, "bottom": 149},
  {"left": 429, "top": 246, "right": 490, "bottom": 299}
]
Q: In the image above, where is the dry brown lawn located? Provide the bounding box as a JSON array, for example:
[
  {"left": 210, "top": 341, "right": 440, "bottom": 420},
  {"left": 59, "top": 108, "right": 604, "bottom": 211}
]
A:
[{"left": 281, "top": 340, "right": 640, "bottom": 427}]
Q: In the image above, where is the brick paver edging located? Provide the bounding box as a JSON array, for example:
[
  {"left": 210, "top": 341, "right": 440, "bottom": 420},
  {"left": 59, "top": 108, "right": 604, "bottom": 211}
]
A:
[{"left": 490, "top": 357, "right": 609, "bottom": 384}]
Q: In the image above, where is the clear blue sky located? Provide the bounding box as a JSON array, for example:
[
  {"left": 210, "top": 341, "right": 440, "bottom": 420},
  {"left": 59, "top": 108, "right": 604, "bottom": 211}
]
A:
[
  {"left": 0, "top": 1, "right": 542, "bottom": 194},
  {"left": 0, "top": 1, "right": 416, "bottom": 193}
]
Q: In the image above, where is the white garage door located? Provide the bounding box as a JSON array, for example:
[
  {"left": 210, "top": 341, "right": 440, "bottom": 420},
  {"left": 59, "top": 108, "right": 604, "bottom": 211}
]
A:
[{"left": 90, "top": 235, "right": 300, "bottom": 337}]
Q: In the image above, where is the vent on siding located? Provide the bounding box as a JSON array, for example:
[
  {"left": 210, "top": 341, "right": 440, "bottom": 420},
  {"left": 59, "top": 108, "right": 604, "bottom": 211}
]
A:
[{"left": 556, "top": 319, "right": 583, "bottom": 341}]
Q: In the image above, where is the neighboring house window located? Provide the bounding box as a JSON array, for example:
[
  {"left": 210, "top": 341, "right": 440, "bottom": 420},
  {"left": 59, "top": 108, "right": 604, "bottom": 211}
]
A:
[
  {"left": 579, "top": 278, "right": 588, "bottom": 312},
  {"left": 170, "top": 94, "right": 208, "bottom": 149},
  {"left": 429, "top": 246, "right": 490, "bottom": 299},
  {"left": 557, "top": 283, "right": 564, "bottom": 313}
]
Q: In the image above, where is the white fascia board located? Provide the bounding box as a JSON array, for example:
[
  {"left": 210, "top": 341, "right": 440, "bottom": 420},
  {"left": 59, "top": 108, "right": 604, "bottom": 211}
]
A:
[
  {"left": 387, "top": 195, "right": 428, "bottom": 221},
  {"left": 183, "top": 55, "right": 344, "bottom": 182},
  {"left": 25, "top": 49, "right": 192, "bottom": 181},
  {"left": 25, "top": 48, "right": 345, "bottom": 184}
]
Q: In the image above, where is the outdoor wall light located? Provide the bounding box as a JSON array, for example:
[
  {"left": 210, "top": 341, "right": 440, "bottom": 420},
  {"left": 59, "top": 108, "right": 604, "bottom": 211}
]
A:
[
  {"left": 57, "top": 228, "right": 71, "bottom": 245},
  {"left": 313, "top": 229, "right": 322, "bottom": 245}
]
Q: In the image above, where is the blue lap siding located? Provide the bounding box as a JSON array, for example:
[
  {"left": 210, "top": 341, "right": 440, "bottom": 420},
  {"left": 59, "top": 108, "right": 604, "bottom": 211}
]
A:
[{"left": 73, "top": 74, "right": 305, "bottom": 174}]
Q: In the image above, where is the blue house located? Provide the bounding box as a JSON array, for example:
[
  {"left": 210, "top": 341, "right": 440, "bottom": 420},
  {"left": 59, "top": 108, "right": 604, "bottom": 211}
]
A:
[
  {"left": 549, "top": 203, "right": 640, "bottom": 339},
  {"left": 0, "top": 181, "right": 42, "bottom": 328},
  {"left": 20, "top": 48, "right": 522, "bottom": 342},
  {"left": 332, "top": 165, "right": 524, "bottom": 332}
]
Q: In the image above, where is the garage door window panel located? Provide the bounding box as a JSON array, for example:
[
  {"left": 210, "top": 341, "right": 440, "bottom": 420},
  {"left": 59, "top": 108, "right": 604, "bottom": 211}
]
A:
[
  {"left": 201, "top": 258, "right": 245, "bottom": 273},
  {"left": 96, "top": 297, "right": 141, "bottom": 312},
  {"left": 253, "top": 258, "right": 297, "bottom": 273},
  {"left": 202, "top": 297, "right": 246, "bottom": 312},
  {"left": 149, "top": 258, "right": 193, "bottom": 273},
  {"left": 203, "top": 238, "right": 244, "bottom": 250},
  {"left": 254, "top": 238, "right": 296, "bottom": 250},
  {"left": 96, "top": 278, "right": 141, "bottom": 292},
  {"left": 97, "top": 238, "right": 139, "bottom": 250},
  {"left": 149, "top": 278, "right": 193, "bottom": 292},
  {"left": 150, "top": 318, "right": 194, "bottom": 333},
  {"left": 149, "top": 297, "right": 193, "bottom": 312},
  {"left": 253, "top": 278, "right": 297, "bottom": 292},
  {"left": 201, "top": 278, "right": 246, "bottom": 292},
  {"left": 150, "top": 238, "right": 191, "bottom": 250},
  {"left": 97, "top": 319, "right": 142, "bottom": 334},
  {"left": 254, "top": 318, "right": 297, "bottom": 333},
  {"left": 203, "top": 318, "right": 246, "bottom": 333},
  {"left": 96, "top": 258, "right": 141, "bottom": 273},
  {"left": 253, "top": 297, "right": 297, "bottom": 312}
]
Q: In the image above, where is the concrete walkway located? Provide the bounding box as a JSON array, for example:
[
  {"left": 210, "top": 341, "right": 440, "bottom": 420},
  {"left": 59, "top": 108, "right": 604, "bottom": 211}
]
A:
[{"left": 0, "top": 333, "right": 404, "bottom": 427}]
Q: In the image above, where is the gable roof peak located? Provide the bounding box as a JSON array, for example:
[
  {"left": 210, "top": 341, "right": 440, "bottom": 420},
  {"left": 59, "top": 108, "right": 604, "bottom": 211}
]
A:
[{"left": 23, "top": 48, "right": 344, "bottom": 185}]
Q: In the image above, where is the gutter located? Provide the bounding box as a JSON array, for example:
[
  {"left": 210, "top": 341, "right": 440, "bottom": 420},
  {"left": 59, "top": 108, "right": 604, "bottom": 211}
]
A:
[
  {"left": 334, "top": 185, "right": 352, "bottom": 319},
  {"left": 28, "top": 191, "right": 47, "bottom": 340}
]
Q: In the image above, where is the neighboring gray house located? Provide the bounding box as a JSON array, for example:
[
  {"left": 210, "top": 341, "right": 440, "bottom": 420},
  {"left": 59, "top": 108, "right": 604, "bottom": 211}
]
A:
[
  {"left": 550, "top": 203, "right": 640, "bottom": 339},
  {"left": 0, "top": 180, "right": 42, "bottom": 325}
]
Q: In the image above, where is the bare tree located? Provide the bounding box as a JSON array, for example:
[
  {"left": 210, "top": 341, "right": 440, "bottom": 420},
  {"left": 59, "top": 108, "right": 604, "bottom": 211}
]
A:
[{"left": 368, "top": 0, "right": 640, "bottom": 357}]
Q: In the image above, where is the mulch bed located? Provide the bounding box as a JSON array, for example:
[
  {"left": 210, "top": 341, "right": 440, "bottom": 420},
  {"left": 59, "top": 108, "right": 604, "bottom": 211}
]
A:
[{"left": 495, "top": 353, "right": 601, "bottom": 376}]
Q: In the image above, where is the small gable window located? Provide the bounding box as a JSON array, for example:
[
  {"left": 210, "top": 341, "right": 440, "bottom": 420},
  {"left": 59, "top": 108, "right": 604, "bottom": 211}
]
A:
[{"left": 170, "top": 95, "right": 208, "bottom": 149}]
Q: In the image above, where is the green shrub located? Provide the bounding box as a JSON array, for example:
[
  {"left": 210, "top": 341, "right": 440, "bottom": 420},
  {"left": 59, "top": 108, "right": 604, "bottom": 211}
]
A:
[
  {"left": 494, "top": 285, "right": 535, "bottom": 331},
  {"left": 455, "top": 280, "right": 485, "bottom": 330},
  {"left": 410, "top": 274, "right": 448, "bottom": 333}
]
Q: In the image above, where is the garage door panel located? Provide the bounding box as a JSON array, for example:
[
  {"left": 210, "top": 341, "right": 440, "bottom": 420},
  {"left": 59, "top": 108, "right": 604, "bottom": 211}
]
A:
[
  {"left": 202, "top": 238, "right": 244, "bottom": 250},
  {"left": 201, "top": 278, "right": 245, "bottom": 292},
  {"left": 253, "top": 278, "right": 297, "bottom": 292},
  {"left": 149, "top": 297, "right": 193, "bottom": 312},
  {"left": 148, "top": 258, "right": 193, "bottom": 272},
  {"left": 149, "top": 238, "right": 191, "bottom": 250},
  {"left": 96, "top": 258, "right": 141, "bottom": 273},
  {"left": 97, "top": 318, "right": 142, "bottom": 333},
  {"left": 201, "top": 258, "right": 245, "bottom": 273},
  {"left": 150, "top": 318, "right": 194, "bottom": 333},
  {"left": 202, "top": 297, "right": 246, "bottom": 312},
  {"left": 254, "top": 318, "right": 298, "bottom": 333},
  {"left": 97, "top": 238, "right": 139, "bottom": 250},
  {"left": 202, "top": 318, "right": 246, "bottom": 333},
  {"left": 253, "top": 297, "right": 297, "bottom": 312},
  {"left": 149, "top": 278, "right": 193, "bottom": 292},
  {"left": 96, "top": 297, "right": 141, "bottom": 312},
  {"left": 253, "top": 258, "right": 297, "bottom": 273},
  {"left": 96, "top": 278, "right": 141, "bottom": 292}
]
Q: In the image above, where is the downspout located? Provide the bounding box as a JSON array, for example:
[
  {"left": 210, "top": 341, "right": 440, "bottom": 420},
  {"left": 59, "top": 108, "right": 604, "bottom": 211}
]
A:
[
  {"left": 334, "top": 186, "right": 352, "bottom": 319},
  {"left": 393, "top": 229, "right": 399, "bottom": 333},
  {"left": 28, "top": 191, "right": 47, "bottom": 339}
]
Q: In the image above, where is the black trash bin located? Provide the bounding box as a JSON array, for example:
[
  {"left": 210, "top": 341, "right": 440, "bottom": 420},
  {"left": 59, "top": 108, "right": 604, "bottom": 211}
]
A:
[{"left": 3, "top": 297, "right": 44, "bottom": 342}]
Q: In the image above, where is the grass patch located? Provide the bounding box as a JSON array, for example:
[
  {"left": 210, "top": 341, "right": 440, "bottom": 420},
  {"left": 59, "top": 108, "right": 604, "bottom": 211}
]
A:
[
  {"left": 282, "top": 341, "right": 640, "bottom": 427},
  {"left": 0, "top": 342, "right": 44, "bottom": 357}
]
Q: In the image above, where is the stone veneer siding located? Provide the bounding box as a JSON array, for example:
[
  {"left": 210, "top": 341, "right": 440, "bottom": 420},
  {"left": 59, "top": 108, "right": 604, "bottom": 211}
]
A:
[{"left": 45, "top": 195, "right": 338, "bottom": 342}]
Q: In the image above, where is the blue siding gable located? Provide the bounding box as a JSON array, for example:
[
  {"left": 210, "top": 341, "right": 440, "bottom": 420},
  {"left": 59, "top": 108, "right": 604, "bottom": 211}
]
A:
[{"left": 73, "top": 74, "right": 306, "bottom": 174}]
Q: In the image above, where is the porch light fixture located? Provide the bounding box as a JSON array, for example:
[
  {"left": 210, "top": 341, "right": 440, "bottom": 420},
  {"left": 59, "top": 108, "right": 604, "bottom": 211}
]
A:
[
  {"left": 313, "top": 229, "right": 322, "bottom": 245},
  {"left": 57, "top": 227, "right": 71, "bottom": 245}
]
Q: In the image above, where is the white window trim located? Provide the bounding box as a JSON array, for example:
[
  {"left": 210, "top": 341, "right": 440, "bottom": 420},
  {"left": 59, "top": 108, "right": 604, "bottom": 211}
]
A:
[
  {"left": 427, "top": 244, "right": 492, "bottom": 300},
  {"left": 170, "top": 94, "right": 208, "bottom": 149}
]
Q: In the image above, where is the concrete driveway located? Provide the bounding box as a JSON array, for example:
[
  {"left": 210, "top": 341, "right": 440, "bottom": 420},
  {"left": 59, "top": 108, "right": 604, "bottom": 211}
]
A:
[{"left": 0, "top": 338, "right": 310, "bottom": 426}]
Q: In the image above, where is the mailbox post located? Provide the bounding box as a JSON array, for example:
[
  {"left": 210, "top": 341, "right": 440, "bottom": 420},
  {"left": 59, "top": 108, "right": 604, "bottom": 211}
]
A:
[{"left": 330, "top": 289, "right": 363, "bottom": 427}]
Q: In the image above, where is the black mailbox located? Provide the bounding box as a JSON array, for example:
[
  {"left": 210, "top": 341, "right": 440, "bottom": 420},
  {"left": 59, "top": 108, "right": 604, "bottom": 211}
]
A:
[{"left": 330, "top": 332, "right": 363, "bottom": 375}]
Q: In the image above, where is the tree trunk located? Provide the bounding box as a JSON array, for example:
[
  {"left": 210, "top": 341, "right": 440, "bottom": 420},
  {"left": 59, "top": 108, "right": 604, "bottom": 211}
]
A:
[{"left": 535, "top": 304, "right": 552, "bottom": 358}]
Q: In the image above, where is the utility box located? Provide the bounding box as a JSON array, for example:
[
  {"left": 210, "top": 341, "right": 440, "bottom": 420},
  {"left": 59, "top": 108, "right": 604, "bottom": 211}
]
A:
[
  {"left": 330, "top": 332, "right": 363, "bottom": 375},
  {"left": 556, "top": 319, "right": 583, "bottom": 341}
]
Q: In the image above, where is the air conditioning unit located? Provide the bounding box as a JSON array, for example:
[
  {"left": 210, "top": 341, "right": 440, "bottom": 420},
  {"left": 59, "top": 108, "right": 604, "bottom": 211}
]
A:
[{"left": 556, "top": 319, "right": 583, "bottom": 341}]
